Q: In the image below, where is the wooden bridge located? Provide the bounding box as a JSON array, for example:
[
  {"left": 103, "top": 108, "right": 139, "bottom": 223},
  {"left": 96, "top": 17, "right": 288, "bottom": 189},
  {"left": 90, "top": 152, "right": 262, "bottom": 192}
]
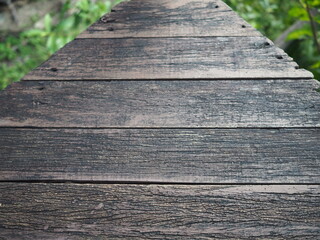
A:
[{"left": 0, "top": 0, "right": 319, "bottom": 238}]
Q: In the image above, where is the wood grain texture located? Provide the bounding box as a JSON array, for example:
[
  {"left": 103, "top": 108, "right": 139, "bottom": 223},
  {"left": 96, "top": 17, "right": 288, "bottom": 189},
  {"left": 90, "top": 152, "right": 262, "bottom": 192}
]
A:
[
  {"left": 1, "top": 80, "right": 319, "bottom": 128},
  {"left": 22, "top": 37, "right": 313, "bottom": 80},
  {"left": 0, "top": 183, "right": 319, "bottom": 239},
  {"left": 0, "top": 128, "right": 319, "bottom": 183},
  {"left": 78, "top": 0, "right": 262, "bottom": 38},
  {"left": 1, "top": 0, "right": 319, "bottom": 239}
]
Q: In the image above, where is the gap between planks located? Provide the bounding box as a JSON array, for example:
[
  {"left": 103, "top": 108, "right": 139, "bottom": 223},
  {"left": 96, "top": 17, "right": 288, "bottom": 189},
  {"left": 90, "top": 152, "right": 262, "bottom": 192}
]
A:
[
  {"left": 0, "top": 126, "right": 320, "bottom": 129},
  {"left": 0, "top": 180, "right": 319, "bottom": 186}
]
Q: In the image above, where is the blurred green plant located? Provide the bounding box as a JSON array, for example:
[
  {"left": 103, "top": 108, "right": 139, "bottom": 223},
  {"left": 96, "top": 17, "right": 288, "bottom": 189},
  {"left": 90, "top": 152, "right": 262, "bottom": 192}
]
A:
[
  {"left": 0, "top": 0, "right": 123, "bottom": 90},
  {"left": 287, "top": 0, "right": 320, "bottom": 79},
  {"left": 224, "top": 0, "right": 320, "bottom": 80}
]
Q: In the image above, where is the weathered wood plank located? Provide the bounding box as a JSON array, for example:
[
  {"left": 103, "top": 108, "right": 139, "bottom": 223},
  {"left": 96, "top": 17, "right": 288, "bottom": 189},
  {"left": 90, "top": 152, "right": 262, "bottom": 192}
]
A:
[
  {"left": 78, "top": 0, "right": 262, "bottom": 38},
  {"left": 0, "top": 183, "right": 319, "bottom": 239},
  {"left": 0, "top": 128, "right": 319, "bottom": 183},
  {"left": 23, "top": 37, "right": 313, "bottom": 80},
  {"left": 1, "top": 80, "right": 319, "bottom": 128}
]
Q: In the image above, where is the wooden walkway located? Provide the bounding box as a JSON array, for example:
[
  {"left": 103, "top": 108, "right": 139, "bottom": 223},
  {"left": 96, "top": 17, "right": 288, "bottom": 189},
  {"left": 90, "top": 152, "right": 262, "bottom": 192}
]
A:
[{"left": 0, "top": 0, "right": 320, "bottom": 238}]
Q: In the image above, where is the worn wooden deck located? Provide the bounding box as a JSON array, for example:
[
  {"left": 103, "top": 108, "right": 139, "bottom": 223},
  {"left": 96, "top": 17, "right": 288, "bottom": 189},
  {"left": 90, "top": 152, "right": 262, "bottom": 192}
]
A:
[{"left": 0, "top": 0, "right": 319, "bottom": 239}]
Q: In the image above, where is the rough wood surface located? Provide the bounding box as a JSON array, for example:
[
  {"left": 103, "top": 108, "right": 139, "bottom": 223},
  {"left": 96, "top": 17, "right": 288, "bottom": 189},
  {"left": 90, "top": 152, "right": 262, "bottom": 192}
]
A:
[
  {"left": 0, "top": 128, "right": 319, "bottom": 183},
  {"left": 0, "top": 183, "right": 319, "bottom": 239},
  {"left": 1, "top": 0, "right": 319, "bottom": 238},
  {"left": 78, "top": 0, "right": 262, "bottom": 38},
  {"left": 1, "top": 80, "right": 319, "bottom": 128},
  {"left": 23, "top": 37, "right": 313, "bottom": 80}
]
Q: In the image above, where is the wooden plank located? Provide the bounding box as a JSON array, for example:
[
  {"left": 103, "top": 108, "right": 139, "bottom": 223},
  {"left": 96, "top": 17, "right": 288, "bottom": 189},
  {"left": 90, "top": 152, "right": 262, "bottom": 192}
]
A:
[
  {"left": 0, "top": 183, "right": 319, "bottom": 239},
  {"left": 77, "top": 0, "right": 262, "bottom": 38},
  {"left": 1, "top": 80, "right": 319, "bottom": 128},
  {"left": 22, "top": 37, "right": 313, "bottom": 80},
  {"left": 0, "top": 128, "right": 319, "bottom": 183}
]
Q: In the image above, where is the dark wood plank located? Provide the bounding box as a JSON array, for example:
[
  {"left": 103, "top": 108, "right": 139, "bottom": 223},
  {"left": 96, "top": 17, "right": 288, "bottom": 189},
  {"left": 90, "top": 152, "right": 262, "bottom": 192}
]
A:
[
  {"left": 0, "top": 183, "right": 319, "bottom": 239},
  {"left": 1, "top": 80, "right": 319, "bottom": 128},
  {"left": 23, "top": 37, "right": 313, "bottom": 80},
  {"left": 78, "top": 0, "right": 262, "bottom": 38},
  {"left": 0, "top": 128, "right": 319, "bottom": 183}
]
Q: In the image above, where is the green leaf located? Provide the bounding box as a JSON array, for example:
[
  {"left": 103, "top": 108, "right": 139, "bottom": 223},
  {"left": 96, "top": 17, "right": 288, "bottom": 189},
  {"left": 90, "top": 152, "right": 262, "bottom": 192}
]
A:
[
  {"left": 46, "top": 35, "right": 56, "bottom": 54},
  {"left": 287, "top": 29, "right": 313, "bottom": 40},
  {"left": 288, "top": 6, "right": 305, "bottom": 18},
  {"left": 23, "top": 29, "right": 47, "bottom": 38},
  {"left": 310, "top": 61, "right": 320, "bottom": 69},
  {"left": 58, "top": 17, "right": 75, "bottom": 31},
  {"left": 77, "top": 0, "right": 90, "bottom": 11},
  {"left": 44, "top": 14, "right": 52, "bottom": 32}
]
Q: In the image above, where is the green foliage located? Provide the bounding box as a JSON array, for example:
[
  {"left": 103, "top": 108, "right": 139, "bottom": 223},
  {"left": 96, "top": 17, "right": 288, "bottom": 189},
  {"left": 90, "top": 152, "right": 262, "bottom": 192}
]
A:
[
  {"left": 0, "top": 0, "right": 123, "bottom": 90},
  {"left": 288, "top": 0, "right": 320, "bottom": 79},
  {"left": 224, "top": 0, "right": 320, "bottom": 80},
  {"left": 224, "top": 0, "right": 300, "bottom": 40}
]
